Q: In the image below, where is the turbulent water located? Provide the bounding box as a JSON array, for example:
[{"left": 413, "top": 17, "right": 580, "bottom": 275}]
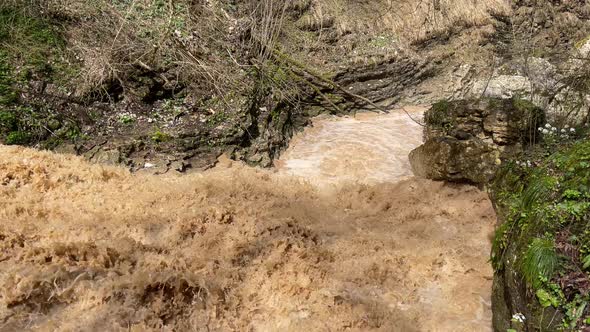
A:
[
  {"left": 276, "top": 106, "right": 425, "bottom": 186},
  {"left": 0, "top": 107, "right": 496, "bottom": 331}
]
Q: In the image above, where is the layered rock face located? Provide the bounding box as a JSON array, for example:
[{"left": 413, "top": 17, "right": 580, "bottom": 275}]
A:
[{"left": 409, "top": 98, "right": 544, "bottom": 184}]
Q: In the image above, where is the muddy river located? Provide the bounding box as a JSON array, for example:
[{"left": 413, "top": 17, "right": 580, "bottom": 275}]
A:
[{"left": 0, "top": 107, "right": 496, "bottom": 331}]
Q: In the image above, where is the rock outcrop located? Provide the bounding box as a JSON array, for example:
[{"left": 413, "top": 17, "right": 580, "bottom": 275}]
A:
[
  {"left": 468, "top": 54, "right": 590, "bottom": 124},
  {"left": 409, "top": 98, "right": 544, "bottom": 184},
  {"left": 409, "top": 136, "right": 500, "bottom": 184}
]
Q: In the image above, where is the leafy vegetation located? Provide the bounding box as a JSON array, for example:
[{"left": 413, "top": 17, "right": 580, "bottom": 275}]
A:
[
  {"left": 521, "top": 238, "right": 560, "bottom": 289},
  {"left": 0, "top": 6, "right": 71, "bottom": 84},
  {"left": 0, "top": 4, "right": 83, "bottom": 146},
  {"left": 492, "top": 137, "right": 590, "bottom": 330}
]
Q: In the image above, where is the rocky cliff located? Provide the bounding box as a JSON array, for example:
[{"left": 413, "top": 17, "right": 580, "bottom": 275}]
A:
[{"left": 409, "top": 98, "right": 544, "bottom": 185}]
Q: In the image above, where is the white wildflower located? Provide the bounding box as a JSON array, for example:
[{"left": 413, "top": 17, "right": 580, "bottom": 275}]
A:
[
  {"left": 552, "top": 127, "right": 557, "bottom": 132},
  {"left": 542, "top": 128, "right": 549, "bottom": 134},
  {"left": 512, "top": 313, "right": 526, "bottom": 323},
  {"left": 561, "top": 128, "right": 566, "bottom": 133},
  {"left": 538, "top": 127, "right": 543, "bottom": 132},
  {"left": 545, "top": 123, "right": 551, "bottom": 128},
  {"left": 570, "top": 128, "right": 576, "bottom": 133}
]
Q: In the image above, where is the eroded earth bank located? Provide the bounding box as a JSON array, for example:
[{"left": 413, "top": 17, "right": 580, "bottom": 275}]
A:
[{"left": 0, "top": 109, "right": 497, "bottom": 331}]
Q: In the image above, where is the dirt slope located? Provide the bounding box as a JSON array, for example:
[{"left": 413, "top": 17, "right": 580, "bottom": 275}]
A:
[{"left": 0, "top": 144, "right": 495, "bottom": 331}]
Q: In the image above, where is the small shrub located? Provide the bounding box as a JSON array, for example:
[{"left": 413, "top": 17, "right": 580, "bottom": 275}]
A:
[
  {"left": 118, "top": 114, "right": 136, "bottom": 125},
  {"left": 5, "top": 131, "right": 30, "bottom": 145},
  {"left": 0, "top": 110, "right": 17, "bottom": 130}
]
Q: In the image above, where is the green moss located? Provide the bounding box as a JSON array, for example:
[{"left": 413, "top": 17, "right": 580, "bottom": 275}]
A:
[
  {"left": 151, "top": 130, "right": 172, "bottom": 143},
  {"left": 513, "top": 98, "right": 544, "bottom": 126},
  {"left": 513, "top": 98, "right": 536, "bottom": 113},
  {"left": 431, "top": 99, "right": 449, "bottom": 113},
  {"left": 424, "top": 100, "right": 454, "bottom": 133},
  {"left": 207, "top": 111, "right": 228, "bottom": 126},
  {"left": 369, "top": 34, "right": 395, "bottom": 48}
]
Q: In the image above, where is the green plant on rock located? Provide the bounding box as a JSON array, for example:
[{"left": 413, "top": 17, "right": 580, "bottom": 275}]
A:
[
  {"left": 151, "top": 130, "right": 172, "bottom": 143},
  {"left": 118, "top": 114, "right": 136, "bottom": 125},
  {"left": 207, "top": 111, "right": 228, "bottom": 126},
  {"left": 562, "top": 295, "right": 588, "bottom": 329},
  {"left": 425, "top": 100, "right": 454, "bottom": 134},
  {"left": 536, "top": 288, "right": 560, "bottom": 308}
]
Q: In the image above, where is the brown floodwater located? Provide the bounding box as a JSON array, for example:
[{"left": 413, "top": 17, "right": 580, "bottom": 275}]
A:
[
  {"left": 0, "top": 107, "right": 495, "bottom": 331},
  {"left": 276, "top": 106, "right": 426, "bottom": 186}
]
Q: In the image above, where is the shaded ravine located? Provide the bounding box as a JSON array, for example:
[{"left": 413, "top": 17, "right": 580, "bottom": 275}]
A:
[{"left": 0, "top": 107, "right": 496, "bottom": 331}]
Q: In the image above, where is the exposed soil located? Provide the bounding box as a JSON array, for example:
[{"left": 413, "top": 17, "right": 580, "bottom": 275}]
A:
[{"left": 0, "top": 109, "right": 496, "bottom": 331}]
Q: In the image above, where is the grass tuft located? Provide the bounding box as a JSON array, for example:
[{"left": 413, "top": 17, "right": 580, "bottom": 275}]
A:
[{"left": 521, "top": 237, "right": 560, "bottom": 289}]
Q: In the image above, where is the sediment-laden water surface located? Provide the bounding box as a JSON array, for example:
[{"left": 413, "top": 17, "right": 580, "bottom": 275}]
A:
[
  {"left": 276, "top": 106, "right": 426, "bottom": 186},
  {"left": 0, "top": 107, "right": 496, "bottom": 331}
]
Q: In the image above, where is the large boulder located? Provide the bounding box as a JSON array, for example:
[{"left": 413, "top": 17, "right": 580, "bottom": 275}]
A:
[
  {"left": 409, "top": 136, "right": 500, "bottom": 184},
  {"left": 409, "top": 98, "right": 544, "bottom": 184}
]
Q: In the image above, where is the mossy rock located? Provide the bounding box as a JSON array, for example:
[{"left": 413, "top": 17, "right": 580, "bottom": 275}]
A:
[
  {"left": 422, "top": 98, "right": 545, "bottom": 148},
  {"left": 409, "top": 136, "right": 500, "bottom": 184},
  {"left": 412, "top": 98, "right": 546, "bottom": 185}
]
